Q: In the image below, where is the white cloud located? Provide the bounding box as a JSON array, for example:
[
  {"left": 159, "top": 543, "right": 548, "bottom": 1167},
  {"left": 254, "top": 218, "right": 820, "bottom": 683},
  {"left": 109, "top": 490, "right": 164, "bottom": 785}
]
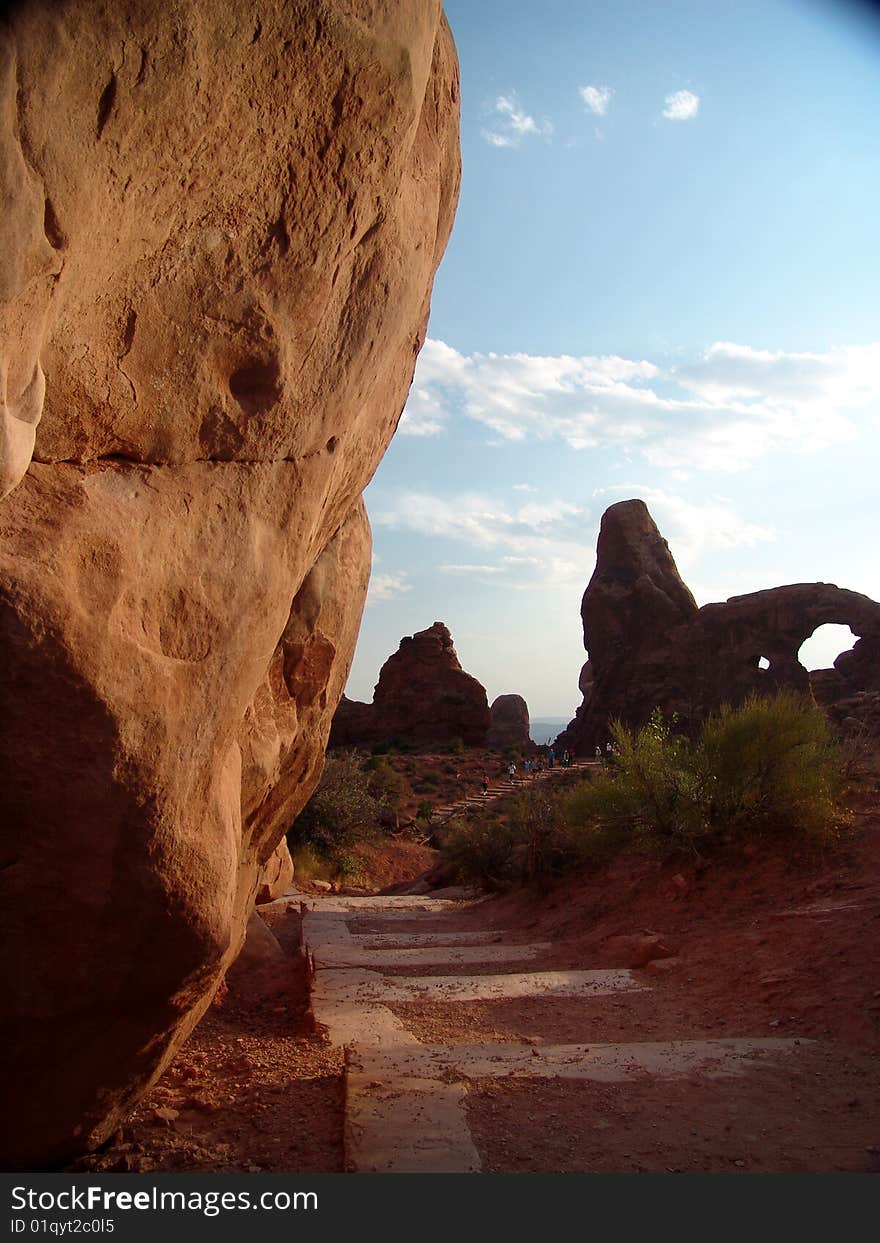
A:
[
  {"left": 366, "top": 572, "right": 412, "bottom": 605},
  {"left": 512, "top": 482, "right": 536, "bottom": 492},
  {"left": 375, "top": 484, "right": 776, "bottom": 599},
  {"left": 405, "top": 337, "right": 872, "bottom": 472},
  {"left": 592, "top": 485, "right": 776, "bottom": 572},
  {"left": 375, "top": 491, "right": 583, "bottom": 549},
  {"left": 662, "top": 89, "right": 700, "bottom": 120},
  {"left": 579, "top": 84, "right": 613, "bottom": 116},
  {"left": 481, "top": 92, "right": 553, "bottom": 148}
]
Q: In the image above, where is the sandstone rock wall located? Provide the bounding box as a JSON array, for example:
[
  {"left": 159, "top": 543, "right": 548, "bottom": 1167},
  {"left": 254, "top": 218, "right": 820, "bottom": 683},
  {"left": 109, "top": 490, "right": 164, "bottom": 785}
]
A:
[
  {"left": 559, "top": 500, "right": 880, "bottom": 750},
  {"left": 0, "top": 0, "right": 459, "bottom": 1169}
]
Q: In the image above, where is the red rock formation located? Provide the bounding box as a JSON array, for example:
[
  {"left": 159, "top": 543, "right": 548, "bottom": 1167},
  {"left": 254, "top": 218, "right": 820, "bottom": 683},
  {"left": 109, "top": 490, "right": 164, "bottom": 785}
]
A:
[
  {"left": 487, "top": 694, "right": 531, "bottom": 751},
  {"left": 331, "top": 622, "right": 491, "bottom": 748},
  {"left": 0, "top": 0, "right": 460, "bottom": 1169},
  {"left": 559, "top": 499, "right": 880, "bottom": 750},
  {"left": 255, "top": 840, "right": 294, "bottom": 904}
]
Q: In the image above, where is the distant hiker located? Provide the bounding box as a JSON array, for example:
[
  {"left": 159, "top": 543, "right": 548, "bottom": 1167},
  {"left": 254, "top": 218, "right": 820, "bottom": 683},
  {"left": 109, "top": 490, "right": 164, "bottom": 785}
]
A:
[
  {"left": 562, "top": 749, "right": 570, "bottom": 767},
  {"left": 548, "top": 748, "right": 555, "bottom": 769},
  {"left": 481, "top": 775, "right": 489, "bottom": 796},
  {"left": 605, "top": 740, "right": 613, "bottom": 763},
  {"left": 594, "top": 745, "right": 602, "bottom": 759},
  {"left": 508, "top": 762, "right": 517, "bottom": 782}
]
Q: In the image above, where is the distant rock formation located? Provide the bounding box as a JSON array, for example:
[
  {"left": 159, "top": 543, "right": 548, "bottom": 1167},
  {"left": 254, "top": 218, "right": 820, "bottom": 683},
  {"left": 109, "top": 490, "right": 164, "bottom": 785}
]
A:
[
  {"left": 558, "top": 499, "right": 880, "bottom": 750},
  {"left": 0, "top": 0, "right": 460, "bottom": 1169},
  {"left": 331, "top": 622, "right": 491, "bottom": 748},
  {"left": 487, "top": 694, "right": 531, "bottom": 751}
]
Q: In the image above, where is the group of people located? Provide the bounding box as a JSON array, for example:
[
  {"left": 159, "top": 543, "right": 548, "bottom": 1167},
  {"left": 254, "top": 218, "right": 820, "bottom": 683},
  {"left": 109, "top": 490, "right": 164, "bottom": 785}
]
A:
[{"left": 594, "top": 741, "right": 616, "bottom": 762}]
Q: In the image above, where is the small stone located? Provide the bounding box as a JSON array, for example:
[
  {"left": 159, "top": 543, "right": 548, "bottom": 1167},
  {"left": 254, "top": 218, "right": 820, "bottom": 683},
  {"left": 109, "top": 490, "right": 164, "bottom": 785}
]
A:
[{"left": 153, "top": 1107, "right": 179, "bottom": 1126}]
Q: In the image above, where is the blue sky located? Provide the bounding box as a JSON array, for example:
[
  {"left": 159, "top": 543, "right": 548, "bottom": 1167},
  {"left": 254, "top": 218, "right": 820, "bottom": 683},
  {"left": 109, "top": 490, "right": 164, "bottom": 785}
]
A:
[{"left": 345, "top": 0, "right": 880, "bottom": 720}]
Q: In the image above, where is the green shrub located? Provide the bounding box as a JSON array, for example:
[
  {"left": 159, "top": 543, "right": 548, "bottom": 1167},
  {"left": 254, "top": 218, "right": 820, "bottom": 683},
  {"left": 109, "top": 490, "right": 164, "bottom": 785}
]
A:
[
  {"left": 365, "top": 758, "right": 411, "bottom": 810},
  {"left": 568, "top": 693, "right": 844, "bottom": 855},
  {"left": 288, "top": 752, "right": 379, "bottom": 855},
  {"left": 441, "top": 816, "right": 519, "bottom": 891},
  {"left": 328, "top": 851, "right": 364, "bottom": 886},
  {"left": 442, "top": 693, "right": 846, "bottom": 890},
  {"left": 697, "top": 690, "right": 843, "bottom": 841},
  {"left": 440, "top": 787, "right": 590, "bottom": 890}
]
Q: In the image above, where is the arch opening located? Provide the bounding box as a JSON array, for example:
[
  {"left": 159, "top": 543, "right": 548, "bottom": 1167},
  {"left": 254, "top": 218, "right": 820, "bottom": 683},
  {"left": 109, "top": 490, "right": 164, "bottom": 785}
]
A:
[
  {"left": 797, "top": 623, "right": 858, "bottom": 671},
  {"left": 757, "top": 656, "right": 770, "bottom": 671}
]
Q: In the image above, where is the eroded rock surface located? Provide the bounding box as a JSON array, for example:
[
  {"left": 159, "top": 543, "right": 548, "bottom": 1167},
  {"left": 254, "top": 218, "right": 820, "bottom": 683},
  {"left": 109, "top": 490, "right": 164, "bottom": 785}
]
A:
[
  {"left": 559, "top": 500, "right": 880, "bottom": 750},
  {"left": 0, "top": 0, "right": 460, "bottom": 1169},
  {"left": 331, "top": 621, "right": 490, "bottom": 748}
]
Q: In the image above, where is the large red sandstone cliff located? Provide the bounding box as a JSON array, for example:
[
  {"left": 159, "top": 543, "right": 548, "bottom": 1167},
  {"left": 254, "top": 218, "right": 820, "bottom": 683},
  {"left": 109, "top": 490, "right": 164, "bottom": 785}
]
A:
[{"left": 0, "top": 0, "right": 460, "bottom": 1168}]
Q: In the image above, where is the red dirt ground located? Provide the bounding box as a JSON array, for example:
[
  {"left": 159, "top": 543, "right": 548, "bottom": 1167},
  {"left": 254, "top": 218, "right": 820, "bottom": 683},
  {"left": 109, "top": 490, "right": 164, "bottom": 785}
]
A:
[{"left": 70, "top": 760, "right": 880, "bottom": 1174}]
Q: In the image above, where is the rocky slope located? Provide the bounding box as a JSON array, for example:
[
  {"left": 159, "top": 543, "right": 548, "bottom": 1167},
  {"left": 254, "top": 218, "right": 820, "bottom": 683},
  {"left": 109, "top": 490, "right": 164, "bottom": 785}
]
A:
[
  {"left": 559, "top": 499, "right": 880, "bottom": 751},
  {"left": 0, "top": 0, "right": 460, "bottom": 1169}
]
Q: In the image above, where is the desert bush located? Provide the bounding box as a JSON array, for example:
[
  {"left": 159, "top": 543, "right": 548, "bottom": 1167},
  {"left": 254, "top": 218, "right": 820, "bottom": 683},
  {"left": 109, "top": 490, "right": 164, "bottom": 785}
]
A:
[
  {"left": 567, "top": 710, "right": 710, "bottom": 853},
  {"left": 569, "top": 693, "right": 844, "bottom": 855},
  {"left": 365, "top": 758, "right": 412, "bottom": 811},
  {"left": 443, "top": 693, "right": 845, "bottom": 889},
  {"left": 697, "top": 691, "right": 843, "bottom": 841},
  {"left": 441, "top": 816, "right": 520, "bottom": 891},
  {"left": 441, "top": 787, "right": 589, "bottom": 890},
  {"left": 288, "top": 752, "right": 380, "bottom": 856},
  {"left": 505, "top": 787, "right": 585, "bottom": 882}
]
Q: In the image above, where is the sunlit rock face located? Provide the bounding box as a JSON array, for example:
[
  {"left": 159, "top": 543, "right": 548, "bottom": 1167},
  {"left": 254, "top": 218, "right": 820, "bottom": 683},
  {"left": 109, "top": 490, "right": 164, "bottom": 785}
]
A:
[
  {"left": 0, "top": 0, "right": 460, "bottom": 1169},
  {"left": 558, "top": 499, "right": 880, "bottom": 750},
  {"left": 331, "top": 621, "right": 491, "bottom": 748}
]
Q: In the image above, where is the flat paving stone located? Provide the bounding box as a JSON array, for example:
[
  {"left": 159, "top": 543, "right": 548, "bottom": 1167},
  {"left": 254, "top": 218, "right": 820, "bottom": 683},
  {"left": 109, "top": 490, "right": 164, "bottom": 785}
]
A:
[
  {"left": 311, "top": 942, "right": 553, "bottom": 969},
  {"left": 350, "top": 1036, "right": 813, "bottom": 1084},
  {"left": 352, "top": 931, "right": 508, "bottom": 948},
  {"left": 345, "top": 1073, "right": 481, "bottom": 1174},
  {"left": 298, "top": 893, "right": 480, "bottom": 912},
  {"left": 312, "top": 968, "right": 645, "bottom": 1026}
]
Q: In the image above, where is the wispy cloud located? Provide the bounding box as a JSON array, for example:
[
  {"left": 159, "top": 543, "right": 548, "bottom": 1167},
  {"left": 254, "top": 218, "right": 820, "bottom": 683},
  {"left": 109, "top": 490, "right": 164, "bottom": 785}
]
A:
[
  {"left": 366, "top": 572, "right": 412, "bottom": 605},
  {"left": 662, "top": 89, "right": 700, "bottom": 120},
  {"left": 375, "top": 491, "right": 583, "bottom": 549},
  {"left": 481, "top": 92, "right": 553, "bottom": 148},
  {"left": 592, "top": 485, "right": 776, "bottom": 572},
  {"left": 579, "top": 84, "right": 613, "bottom": 116},
  {"left": 404, "top": 338, "right": 872, "bottom": 472},
  {"left": 374, "top": 485, "right": 775, "bottom": 596}
]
